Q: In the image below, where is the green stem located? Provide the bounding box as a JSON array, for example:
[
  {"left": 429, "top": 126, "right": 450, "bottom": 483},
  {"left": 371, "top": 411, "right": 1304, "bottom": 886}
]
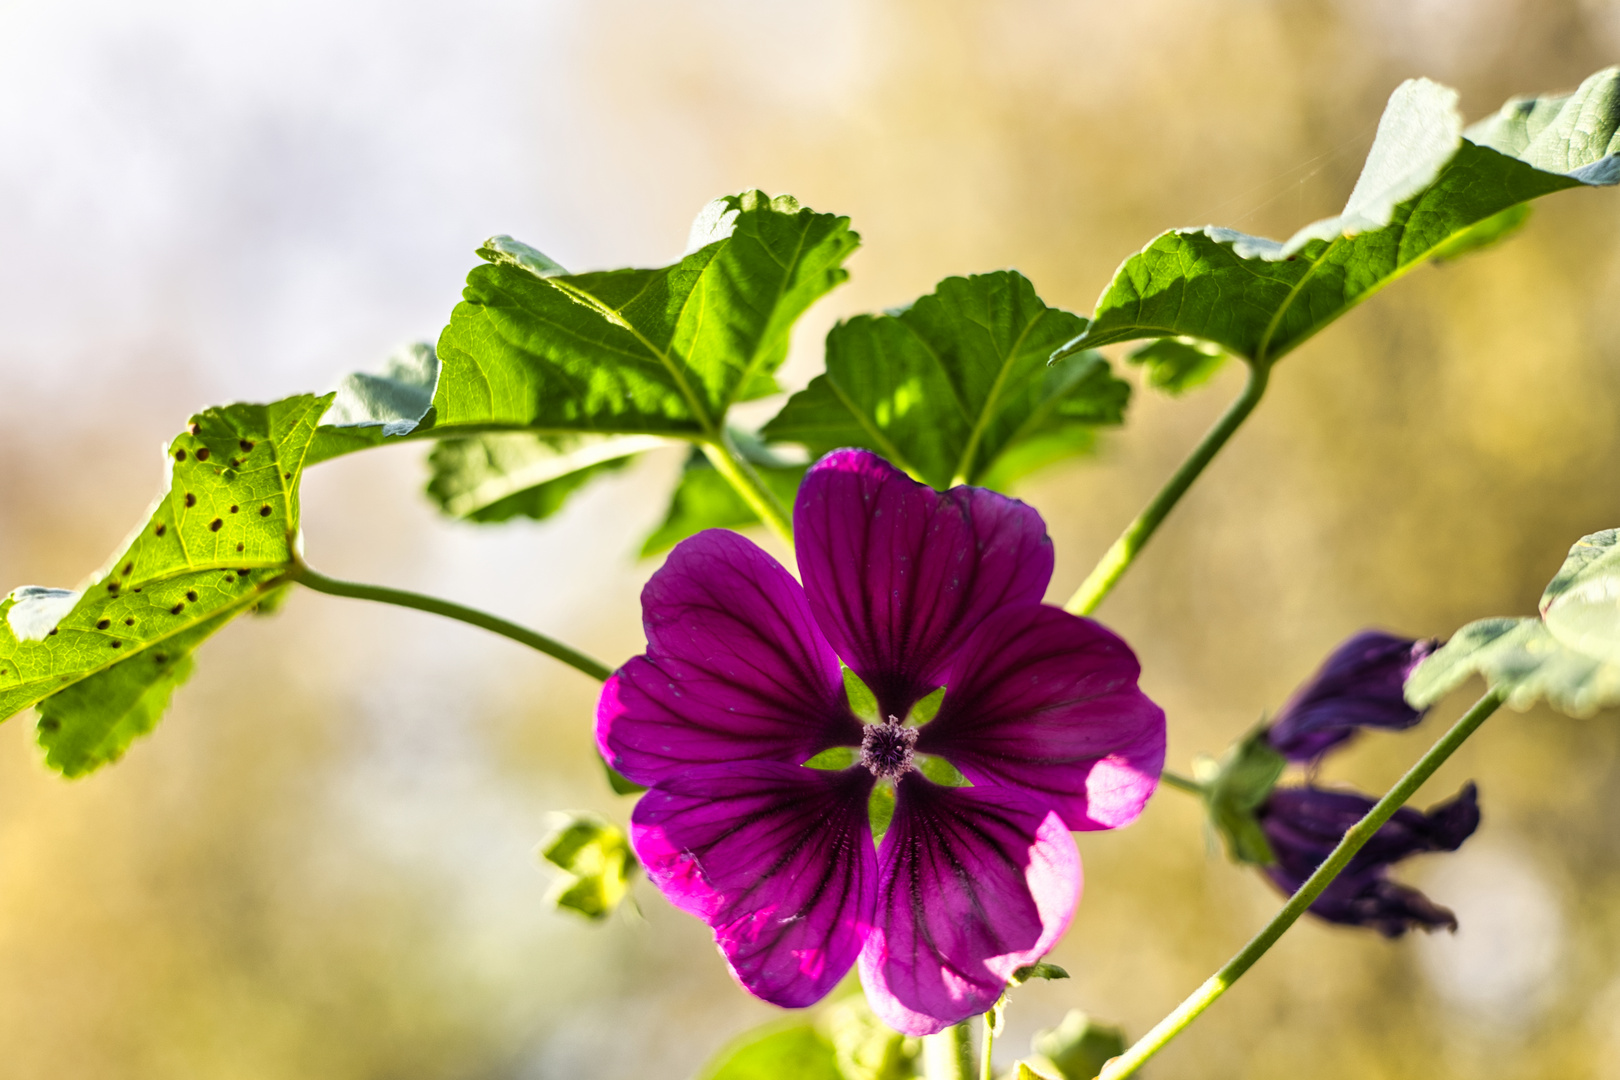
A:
[
  {"left": 701, "top": 433, "right": 795, "bottom": 548},
  {"left": 922, "top": 1021, "right": 975, "bottom": 1080},
  {"left": 1159, "top": 768, "right": 1205, "bottom": 796},
  {"left": 1097, "top": 688, "right": 1504, "bottom": 1080},
  {"left": 980, "top": 1013, "right": 996, "bottom": 1080},
  {"left": 287, "top": 560, "right": 614, "bottom": 682},
  {"left": 1065, "top": 362, "right": 1270, "bottom": 616}
]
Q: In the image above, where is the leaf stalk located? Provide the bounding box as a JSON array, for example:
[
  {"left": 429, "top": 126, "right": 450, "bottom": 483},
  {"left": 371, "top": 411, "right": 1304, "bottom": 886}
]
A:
[
  {"left": 1096, "top": 688, "right": 1503, "bottom": 1079},
  {"left": 701, "top": 432, "right": 797, "bottom": 548},
  {"left": 286, "top": 559, "right": 614, "bottom": 682},
  {"left": 1065, "top": 362, "right": 1270, "bottom": 616},
  {"left": 922, "top": 1021, "right": 975, "bottom": 1080}
]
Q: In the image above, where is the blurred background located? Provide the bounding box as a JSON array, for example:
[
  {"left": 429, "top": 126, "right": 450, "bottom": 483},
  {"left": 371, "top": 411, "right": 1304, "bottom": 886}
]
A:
[{"left": 2, "top": 1, "right": 1619, "bottom": 1077}]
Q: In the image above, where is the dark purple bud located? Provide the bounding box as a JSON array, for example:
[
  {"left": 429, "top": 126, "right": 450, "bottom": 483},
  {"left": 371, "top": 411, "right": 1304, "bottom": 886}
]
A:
[
  {"left": 1257, "top": 781, "right": 1480, "bottom": 937},
  {"left": 1265, "top": 631, "right": 1438, "bottom": 762}
]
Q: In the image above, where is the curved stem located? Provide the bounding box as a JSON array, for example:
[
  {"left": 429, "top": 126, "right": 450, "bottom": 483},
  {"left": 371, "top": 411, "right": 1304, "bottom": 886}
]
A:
[
  {"left": 922, "top": 1021, "right": 975, "bottom": 1080},
  {"left": 1159, "top": 768, "right": 1205, "bottom": 796},
  {"left": 1097, "top": 688, "right": 1504, "bottom": 1080},
  {"left": 1065, "top": 362, "right": 1270, "bottom": 616},
  {"left": 701, "top": 433, "right": 795, "bottom": 548},
  {"left": 287, "top": 559, "right": 614, "bottom": 682}
]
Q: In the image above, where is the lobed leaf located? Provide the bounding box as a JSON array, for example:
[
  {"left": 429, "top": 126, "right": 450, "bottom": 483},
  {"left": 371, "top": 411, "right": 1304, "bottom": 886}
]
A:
[
  {"left": 1061, "top": 66, "right": 1620, "bottom": 366},
  {"left": 762, "top": 270, "right": 1129, "bottom": 490},
  {"left": 0, "top": 394, "right": 330, "bottom": 774},
  {"left": 306, "top": 342, "right": 440, "bottom": 465},
  {"left": 434, "top": 192, "right": 858, "bottom": 441}
]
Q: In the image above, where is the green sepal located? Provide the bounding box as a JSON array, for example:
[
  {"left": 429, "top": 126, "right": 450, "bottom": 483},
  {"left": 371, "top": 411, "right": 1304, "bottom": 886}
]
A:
[
  {"left": 822, "top": 994, "right": 921, "bottom": 1080},
  {"left": 537, "top": 812, "right": 638, "bottom": 921},
  {"left": 1193, "top": 727, "right": 1287, "bottom": 865},
  {"left": 1027, "top": 1010, "right": 1128, "bottom": 1080}
]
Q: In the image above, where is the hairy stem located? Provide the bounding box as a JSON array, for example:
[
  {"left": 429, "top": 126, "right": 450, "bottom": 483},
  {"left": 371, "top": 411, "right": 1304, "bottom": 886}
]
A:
[
  {"left": 701, "top": 432, "right": 795, "bottom": 548},
  {"left": 923, "top": 1022, "right": 975, "bottom": 1080},
  {"left": 1097, "top": 688, "right": 1504, "bottom": 1079},
  {"left": 287, "top": 560, "right": 614, "bottom": 682},
  {"left": 1065, "top": 362, "right": 1270, "bottom": 616}
]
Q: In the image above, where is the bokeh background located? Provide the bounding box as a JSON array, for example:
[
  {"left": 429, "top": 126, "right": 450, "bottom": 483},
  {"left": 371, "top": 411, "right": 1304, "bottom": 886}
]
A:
[{"left": 2, "top": 1, "right": 1619, "bottom": 1077}]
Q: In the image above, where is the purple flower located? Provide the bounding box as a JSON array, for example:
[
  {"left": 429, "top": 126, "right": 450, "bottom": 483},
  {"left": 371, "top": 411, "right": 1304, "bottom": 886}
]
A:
[
  {"left": 1258, "top": 783, "right": 1481, "bottom": 937},
  {"left": 1265, "top": 631, "right": 1438, "bottom": 762},
  {"left": 597, "top": 449, "right": 1165, "bottom": 1034}
]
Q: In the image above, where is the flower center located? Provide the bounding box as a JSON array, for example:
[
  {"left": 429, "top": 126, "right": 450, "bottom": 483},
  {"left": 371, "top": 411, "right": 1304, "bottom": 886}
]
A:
[{"left": 860, "top": 715, "right": 918, "bottom": 779}]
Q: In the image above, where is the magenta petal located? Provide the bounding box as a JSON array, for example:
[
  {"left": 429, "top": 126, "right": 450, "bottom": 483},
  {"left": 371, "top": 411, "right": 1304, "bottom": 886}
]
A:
[
  {"left": 597, "top": 529, "right": 863, "bottom": 786},
  {"left": 631, "top": 762, "right": 878, "bottom": 1008},
  {"left": 858, "top": 776, "right": 1080, "bottom": 1035},
  {"left": 795, "top": 449, "right": 1054, "bottom": 719},
  {"left": 916, "top": 604, "right": 1165, "bottom": 831}
]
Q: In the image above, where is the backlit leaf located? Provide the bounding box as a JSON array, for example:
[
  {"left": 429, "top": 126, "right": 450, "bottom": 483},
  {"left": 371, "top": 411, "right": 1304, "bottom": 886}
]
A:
[
  {"left": 1539, "top": 529, "right": 1620, "bottom": 665},
  {"left": 699, "top": 1023, "right": 843, "bottom": 1080},
  {"left": 1061, "top": 67, "right": 1620, "bottom": 366},
  {"left": 1126, "top": 337, "right": 1229, "bottom": 395},
  {"left": 1030, "top": 1010, "right": 1128, "bottom": 1080},
  {"left": 426, "top": 432, "right": 667, "bottom": 523},
  {"left": 762, "top": 271, "right": 1128, "bottom": 489},
  {"left": 1406, "top": 616, "right": 1620, "bottom": 718},
  {"left": 306, "top": 342, "right": 440, "bottom": 465},
  {"left": 0, "top": 394, "right": 330, "bottom": 774},
  {"left": 434, "top": 191, "right": 858, "bottom": 441}
]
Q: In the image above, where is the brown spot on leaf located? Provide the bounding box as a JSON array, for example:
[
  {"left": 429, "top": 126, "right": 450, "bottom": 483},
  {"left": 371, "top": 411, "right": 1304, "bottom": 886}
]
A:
[
  {"left": 174, "top": 448, "right": 187, "bottom": 461},
  {"left": 209, "top": 519, "right": 223, "bottom": 532},
  {"left": 155, "top": 523, "right": 167, "bottom": 537},
  {"left": 196, "top": 448, "right": 210, "bottom": 462},
  {"left": 259, "top": 505, "right": 272, "bottom": 517},
  {"left": 96, "top": 619, "right": 110, "bottom": 629},
  {"left": 186, "top": 591, "right": 198, "bottom": 602},
  {"left": 40, "top": 718, "right": 59, "bottom": 732},
  {"left": 171, "top": 603, "right": 185, "bottom": 614},
  {"left": 185, "top": 493, "right": 196, "bottom": 508},
  {"left": 239, "top": 440, "right": 255, "bottom": 452}
]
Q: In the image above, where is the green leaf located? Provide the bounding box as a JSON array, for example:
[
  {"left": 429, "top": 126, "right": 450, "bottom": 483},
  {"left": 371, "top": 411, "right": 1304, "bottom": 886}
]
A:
[
  {"left": 761, "top": 271, "right": 1129, "bottom": 490},
  {"left": 1406, "top": 529, "right": 1620, "bottom": 718},
  {"left": 426, "top": 432, "right": 666, "bottom": 523},
  {"left": 433, "top": 191, "right": 858, "bottom": 441},
  {"left": 0, "top": 394, "right": 331, "bottom": 775},
  {"left": 640, "top": 441, "right": 806, "bottom": 557},
  {"left": 1062, "top": 67, "right": 1620, "bottom": 366},
  {"left": 1029, "top": 1010, "right": 1128, "bottom": 1080},
  {"left": 699, "top": 1024, "right": 843, "bottom": 1080},
  {"left": 1539, "top": 528, "right": 1620, "bottom": 665},
  {"left": 1192, "top": 728, "right": 1286, "bottom": 865},
  {"left": 1125, "top": 337, "right": 1228, "bottom": 395},
  {"left": 306, "top": 342, "right": 440, "bottom": 465},
  {"left": 538, "top": 812, "right": 637, "bottom": 921},
  {"left": 1406, "top": 616, "right": 1620, "bottom": 718},
  {"left": 822, "top": 995, "right": 920, "bottom": 1080}
]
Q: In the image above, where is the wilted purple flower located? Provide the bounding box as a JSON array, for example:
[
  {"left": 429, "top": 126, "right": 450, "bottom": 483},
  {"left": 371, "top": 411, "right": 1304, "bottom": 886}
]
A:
[
  {"left": 597, "top": 449, "right": 1165, "bottom": 1034},
  {"left": 1265, "top": 631, "right": 1438, "bottom": 762},
  {"left": 1258, "top": 783, "right": 1481, "bottom": 936}
]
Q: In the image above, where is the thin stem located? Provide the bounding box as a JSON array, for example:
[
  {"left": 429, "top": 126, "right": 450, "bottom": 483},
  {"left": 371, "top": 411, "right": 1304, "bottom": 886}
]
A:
[
  {"left": 1097, "top": 688, "right": 1504, "bottom": 1080},
  {"left": 922, "top": 1021, "right": 975, "bottom": 1080},
  {"left": 287, "top": 560, "right": 614, "bottom": 682},
  {"left": 1159, "top": 768, "right": 1205, "bottom": 796},
  {"left": 980, "top": 1013, "right": 996, "bottom": 1080},
  {"left": 701, "top": 433, "right": 795, "bottom": 548},
  {"left": 1065, "top": 362, "right": 1270, "bottom": 616}
]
